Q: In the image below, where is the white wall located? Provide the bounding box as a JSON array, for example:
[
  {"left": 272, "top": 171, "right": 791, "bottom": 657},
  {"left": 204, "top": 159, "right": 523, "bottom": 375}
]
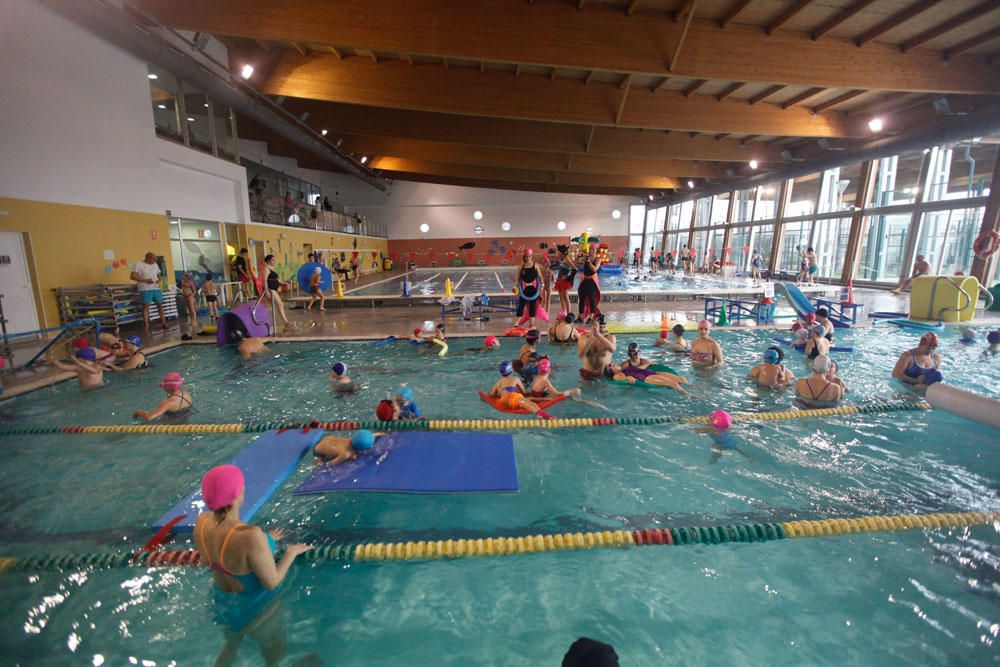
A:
[{"left": 0, "top": 0, "right": 250, "bottom": 224}]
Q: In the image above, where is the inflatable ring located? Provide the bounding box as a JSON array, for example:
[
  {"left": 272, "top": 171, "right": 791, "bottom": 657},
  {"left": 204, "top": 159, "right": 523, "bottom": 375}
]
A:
[
  {"left": 973, "top": 230, "right": 999, "bottom": 258},
  {"left": 431, "top": 338, "right": 448, "bottom": 357}
]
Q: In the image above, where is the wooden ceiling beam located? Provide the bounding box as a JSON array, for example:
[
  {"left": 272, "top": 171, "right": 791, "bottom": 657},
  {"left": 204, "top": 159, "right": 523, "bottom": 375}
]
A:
[
  {"left": 901, "top": 1, "right": 1000, "bottom": 53},
  {"left": 291, "top": 41, "right": 310, "bottom": 56},
  {"left": 855, "top": 0, "right": 944, "bottom": 48},
  {"left": 767, "top": 0, "right": 816, "bottom": 35},
  {"left": 137, "top": 0, "right": 1000, "bottom": 93},
  {"left": 255, "top": 100, "right": 788, "bottom": 161},
  {"left": 740, "top": 134, "right": 760, "bottom": 144},
  {"left": 748, "top": 85, "right": 785, "bottom": 105},
  {"left": 780, "top": 86, "right": 826, "bottom": 109},
  {"left": 615, "top": 75, "right": 632, "bottom": 124},
  {"left": 683, "top": 79, "right": 708, "bottom": 97},
  {"left": 810, "top": 89, "right": 865, "bottom": 114},
  {"left": 626, "top": 0, "right": 641, "bottom": 16},
  {"left": 370, "top": 171, "right": 653, "bottom": 197},
  {"left": 811, "top": 0, "right": 877, "bottom": 41},
  {"left": 652, "top": 76, "right": 671, "bottom": 92},
  {"left": 583, "top": 69, "right": 596, "bottom": 85},
  {"left": 261, "top": 55, "right": 858, "bottom": 136},
  {"left": 716, "top": 81, "right": 745, "bottom": 101},
  {"left": 944, "top": 25, "right": 1000, "bottom": 60},
  {"left": 670, "top": 0, "right": 698, "bottom": 72},
  {"left": 846, "top": 91, "right": 908, "bottom": 116},
  {"left": 721, "top": 0, "right": 753, "bottom": 29}
]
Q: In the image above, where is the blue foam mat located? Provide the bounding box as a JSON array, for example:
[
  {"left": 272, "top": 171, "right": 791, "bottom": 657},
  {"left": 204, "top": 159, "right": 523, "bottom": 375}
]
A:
[
  {"left": 294, "top": 431, "right": 519, "bottom": 495},
  {"left": 153, "top": 429, "right": 322, "bottom": 532}
]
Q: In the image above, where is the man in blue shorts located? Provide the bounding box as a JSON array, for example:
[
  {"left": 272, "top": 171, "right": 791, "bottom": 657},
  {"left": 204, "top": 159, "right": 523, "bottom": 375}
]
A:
[{"left": 131, "top": 252, "right": 168, "bottom": 333}]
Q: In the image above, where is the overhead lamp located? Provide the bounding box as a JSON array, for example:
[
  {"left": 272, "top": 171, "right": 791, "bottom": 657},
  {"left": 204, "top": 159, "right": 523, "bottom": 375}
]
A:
[
  {"left": 360, "top": 155, "right": 368, "bottom": 164},
  {"left": 186, "top": 117, "right": 195, "bottom": 122},
  {"left": 867, "top": 117, "right": 884, "bottom": 132},
  {"left": 611, "top": 209, "right": 622, "bottom": 219},
  {"left": 157, "top": 104, "right": 166, "bottom": 109},
  {"left": 648, "top": 194, "right": 654, "bottom": 201},
  {"left": 240, "top": 64, "right": 254, "bottom": 79},
  {"left": 474, "top": 225, "right": 484, "bottom": 235},
  {"left": 687, "top": 180, "right": 695, "bottom": 189},
  {"left": 321, "top": 129, "right": 328, "bottom": 136},
  {"left": 501, "top": 221, "right": 511, "bottom": 232},
  {"left": 748, "top": 159, "right": 759, "bottom": 170},
  {"left": 473, "top": 210, "right": 484, "bottom": 220},
  {"left": 335, "top": 138, "right": 344, "bottom": 147},
  {"left": 419, "top": 223, "right": 430, "bottom": 233},
  {"left": 557, "top": 220, "right": 567, "bottom": 231},
  {"left": 147, "top": 73, "right": 158, "bottom": 80}
]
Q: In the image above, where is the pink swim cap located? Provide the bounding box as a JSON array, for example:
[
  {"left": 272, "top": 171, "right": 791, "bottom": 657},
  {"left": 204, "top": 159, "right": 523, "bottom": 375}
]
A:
[
  {"left": 537, "top": 357, "right": 552, "bottom": 374},
  {"left": 660, "top": 330, "right": 669, "bottom": 338},
  {"left": 201, "top": 464, "right": 244, "bottom": 511},
  {"left": 698, "top": 319, "right": 712, "bottom": 329},
  {"left": 791, "top": 321, "right": 803, "bottom": 332},
  {"left": 484, "top": 335, "right": 498, "bottom": 347},
  {"left": 161, "top": 372, "right": 184, "bottom": 390},
  {"left": 806, "top": 312, "right": 817, "bottom": 323},
  {"left": 709, "top": 409, "right": 732, "bottom": 430},
  {"left": 556, "top": 310, "right": 567, "bottom": 320},
  {"left": 524, "top": 248, "right": 533, "bottom": 257}
]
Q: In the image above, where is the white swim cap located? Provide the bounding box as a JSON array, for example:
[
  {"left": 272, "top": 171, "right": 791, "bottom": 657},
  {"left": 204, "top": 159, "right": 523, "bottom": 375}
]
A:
[
  {"left": 813, "top": 355, "right": 832, "bottom": 373},
  {"left": 795, "top": 329, "right": 808, "bottom": 339}
]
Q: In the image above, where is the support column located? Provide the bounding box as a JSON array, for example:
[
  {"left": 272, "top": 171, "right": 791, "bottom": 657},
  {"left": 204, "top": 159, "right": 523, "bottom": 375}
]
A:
[
  {"left": 898, "top": 153, "right": 933, "bottom": 283},
  {"left": 721, "top": 191, "right": 736, "bottom": 268},
  {"left": 685, "top": 199, "right": 697, "bottom": 250},
  {"left": 970, "top": 149, "right": 1000, "bottom": 284},
  {"left": 840, "top": 160, "right": 876, "bottom": 283},
  {"left": 768, "top": 180, "right": 791, "bottom": 274}
]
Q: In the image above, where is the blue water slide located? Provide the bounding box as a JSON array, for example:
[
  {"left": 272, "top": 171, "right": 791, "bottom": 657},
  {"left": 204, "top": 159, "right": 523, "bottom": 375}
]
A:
[{"left": 773, "top": 282, "right": 815, "bottom": 321}]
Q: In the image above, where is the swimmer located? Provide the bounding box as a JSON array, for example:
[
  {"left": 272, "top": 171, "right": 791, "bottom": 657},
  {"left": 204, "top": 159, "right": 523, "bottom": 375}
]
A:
[
  {"left": 117, "top": 335, "right": 150, "bottom": 370},
  {"left": 803, "top": 325, "right": 830, "bottom": 360},
  {"left": 201, "top": 274, "right": 220, "bottom": 322},
  {"left": 988, "top": 330, "right": 1000, "bottom": 354},
  {"left": 312, "top": 429, "right": 379, "bottom": 465},
  {"left": 409, "top": 327, "right": 427, "bottom": 344},
  {"left": 690, "top": 320, "right": 724, "bottom": 367},
  {"left": 891, "top": 332, "right": 943, "bottom": 389},
  {"left": 193, "top": 465, "right": 311, "bottom": 664},
  {"left": 549, "top": 311, "right": 579, "bottom": 344},
  {"left": 577, "top": 315, "right": 616, "bottom": 378},
  {"left": 814, "top": 307, "right": 835, "bottom": 340},
  {"left": 488, "top": 360, "right": 554, "bottom": 418},
  {"left": 133, "top": 372, "right": 193, "bottom": 420},
  {"left": 236, "top": 334, "right": 272, "bottom": 360},
  {"left": 652, "top": 329, "right": 670, "bottom": 348},
  {"left": 375, "top": 398, "right": 400, "bottom": 422},
  {"left": 696, "top": 410, "right": 753, "bottom": 464},
  {"left": 47, "top": 348, "right": 110, "bottom": 389},
  {"left": 529, "top": 357, "right": 581, "bottom": 398},
  {"left": 330, "top": 362, "right": 358, "bottom": 393},
  {"left": 461, "top": 335, "right": 501, "bottom": 353},
  {"left": 958, "top": 328, "right": 976, "bottom": 345},
  {"left": 609, "top": 345, "right": 690, "bottom": 392},
  {"left": 668, "top": 323, "right": 688, "bottom": 352},
  {"left": 518, "top": 329, "right": 541, "bottom": 368},
  {"left": 305, "top": 266, "right": 326, "bottom": 312},
  {"left": 791, "top": 327, "right": 809, "bottom": 351},
  {"left": 749, "top": 346, "right": 794, "bottom": 388},
  {"left": 395, "top": 387, "right": 422, "bottom": 420},
  {"left": 794, "top": 355, "right": 844, "bottom": 407}
]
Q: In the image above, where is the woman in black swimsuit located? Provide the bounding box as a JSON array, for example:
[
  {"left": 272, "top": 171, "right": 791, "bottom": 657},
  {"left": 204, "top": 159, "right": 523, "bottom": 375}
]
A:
[
  {"left": 261, "top": 254, "right": 292, "bottom": 328},
  {"left": 515, "top": 249, "right": 542, "bottom": 328},
  {"left": 577, "top": 247, "right": 603, "bottom": 322}
]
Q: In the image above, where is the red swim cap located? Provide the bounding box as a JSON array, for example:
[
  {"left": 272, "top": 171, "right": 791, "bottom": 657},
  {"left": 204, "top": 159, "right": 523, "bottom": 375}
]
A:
[
  {"left": 375, "top": 399, "right": 395, "bottom": 422},
  {"left": 660, "top": 330, "right": 669, "bottom": 338},
  {"left": 919, "top": 332, "right": 939, "bottom": 348},
  {"left": 71, "top": 336, "right": 90, "bottom": 349}
]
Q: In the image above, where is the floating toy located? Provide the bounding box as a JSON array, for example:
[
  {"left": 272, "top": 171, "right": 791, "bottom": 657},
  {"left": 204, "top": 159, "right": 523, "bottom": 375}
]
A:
[
  {"left": 296, "top": 262, "right": 332, "bottom": 292},
  {"left": 478, "top": 390, "right": 567, "bottom": 415},
  {"left": 608, "top": 364, "right": 684, "bottom": 388},
  {"left": 881, "top": 319, "right": 945, "bottom": 332}
]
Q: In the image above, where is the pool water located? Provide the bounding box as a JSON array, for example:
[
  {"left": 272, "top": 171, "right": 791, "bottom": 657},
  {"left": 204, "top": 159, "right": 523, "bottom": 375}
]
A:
[
  {"left": 348, "top": 267, "right": 759, "bottom": 297},
  {"left": 1, "top": 326, "right": 998, "bottom": 665}
]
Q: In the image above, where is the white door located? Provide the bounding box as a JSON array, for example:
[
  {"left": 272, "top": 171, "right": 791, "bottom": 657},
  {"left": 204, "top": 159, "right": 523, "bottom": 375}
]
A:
[{"left": 0, "top": 231, "right": 40, "bottom": 335}]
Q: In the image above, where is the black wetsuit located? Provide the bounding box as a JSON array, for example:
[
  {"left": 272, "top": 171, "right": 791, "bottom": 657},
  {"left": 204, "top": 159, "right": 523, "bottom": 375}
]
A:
[{"left": 577, "top": 262, "right": 601, "bottom": 319}]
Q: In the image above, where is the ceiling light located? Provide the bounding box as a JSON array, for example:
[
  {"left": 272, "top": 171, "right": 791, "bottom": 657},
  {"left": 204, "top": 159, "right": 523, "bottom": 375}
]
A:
[
  {"left": 501, "top": 221, "right": 511, "bottom": 232},
  {"left": 611, "top": 209, "right": 622, "bottom": 219},
  {"left": 203, "top": 103, "right": 209, "bottom": 108},
  {"left": 474, "top": 225, "right": 484, "bottom": 235},
  {"left": 687, "top": 180, "right": 695, "bottom": 189},
  {"left": 360, "top": 155, "right": 368, "bottom": 164},
  {"left": 147, "top": 73, "right": 158, "bottom": 80},
  {"left": 203, "top": 229, "right": 212, "bottom": 238},
  {"left": 157, "top": 104, "right": 166, "bottom": 109},
  {"left": 240, "top": 64, "right": 254, "bottom": 79},
  {"left": 419, "top": 223, "right": 430, "bottom": 233},
  {"left": 321, "top": 129, "right": 328, "bottom": 136},
  {"left": 868, "top": 117, "right": 884, "bottom": 132},
  {"left": 749, "top": 159, "right": 759, "bottom": 170},
  {"left": 186, "top": 117, "right": 195, "bottom": 122},
  {"left": 557, "top": 220, "right": 567, "bottom": 230},
  {"left": 473, "top": 210, "right": 484, "bottom": 220},
  {"left": 648, "top": 194, "right": 654, "bottom": 201}
]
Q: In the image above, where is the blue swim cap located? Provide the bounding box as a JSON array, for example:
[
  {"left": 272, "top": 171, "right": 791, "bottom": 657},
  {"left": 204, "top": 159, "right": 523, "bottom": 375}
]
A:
[
  {"left": 811, "top": 325, "right": 825, "bottom": 337},
  {"left": 397, "top": 386, "right": 413, "bottom": 401},
  {"left": 351, "top": 429, "right": 375, "bottom": 451},
  {"left": 76, "top": 348, "right": 97, "bottom": 361},
  {"left": 499, "top": 360, "right": 514, "bottom": 376},
  {"left": 331, "top": 362, "right": 347, "bottom": 376},
  {"left": 764, "top": 348, "right": 780, "bottom": 364},
  {"left": 125, "top": 335, "right": 142, "bottom": 348},
  {"left": 989, "top": 330, "right": 1000, "bottom": 345},
  {"left": 923, "top": 369, "right": 943, "bottom": 385}
]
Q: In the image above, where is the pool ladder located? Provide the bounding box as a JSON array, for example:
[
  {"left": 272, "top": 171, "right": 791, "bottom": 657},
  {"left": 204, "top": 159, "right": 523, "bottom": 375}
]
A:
[{"left": 925, "top": 276, "right": 994, "bottom": 321}]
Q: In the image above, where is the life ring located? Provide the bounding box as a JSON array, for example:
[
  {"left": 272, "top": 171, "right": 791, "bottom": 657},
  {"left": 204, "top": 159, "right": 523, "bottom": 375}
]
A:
[{"left": 973, "top": 230, "right": 999, "bottom": 258}]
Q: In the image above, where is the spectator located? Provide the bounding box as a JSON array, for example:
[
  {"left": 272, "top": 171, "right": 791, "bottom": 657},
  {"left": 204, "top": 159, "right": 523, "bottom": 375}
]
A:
[
  {"left": 322, "top": 196, "right": 333, "bottom": 212},
  {"left": 131, "top": 252, "right": 168, "bottom": 333},
  {"left": 282, "top": 191, "right": 294, "bottom": 219}
]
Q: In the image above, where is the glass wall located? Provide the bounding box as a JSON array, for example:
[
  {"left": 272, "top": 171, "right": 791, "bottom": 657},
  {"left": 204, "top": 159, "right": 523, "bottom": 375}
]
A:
[
  {"left": 856, "top": 213, "right": 911, "bottom": 282},
  {"left": 628, "top": 205, "right": 645, "bottom": 260},
  {"left": 168, "top": 218, "right": 226, "bottom": 286},
  {"left": 147, "top": 65, "right": 239, "bottom": 163},
  {"left": 915, "top": 207, "right": 985, "bottom": 276}
]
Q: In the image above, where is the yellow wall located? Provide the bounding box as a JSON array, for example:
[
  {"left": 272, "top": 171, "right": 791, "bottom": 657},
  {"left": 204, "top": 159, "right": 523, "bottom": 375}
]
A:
[
  {"left": 236, "top": 222, "right": 389, "bottom": 280},
  {"left": 0, "top": 196, "right": 172, "bottom": 329}
]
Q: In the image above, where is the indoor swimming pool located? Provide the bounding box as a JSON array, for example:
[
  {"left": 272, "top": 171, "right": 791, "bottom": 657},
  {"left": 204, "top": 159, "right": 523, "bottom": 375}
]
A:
[{"left": 0, "top": 326, "right": 997, "bottom": 665}]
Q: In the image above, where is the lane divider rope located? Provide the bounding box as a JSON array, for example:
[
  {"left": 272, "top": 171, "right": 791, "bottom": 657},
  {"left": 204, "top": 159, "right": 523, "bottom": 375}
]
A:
[
  {"left": 0, "top": 400, "right": 931, "bottom": 437},
  {"left": 0, "top": 511, "right": 992, "bottom": 573}
]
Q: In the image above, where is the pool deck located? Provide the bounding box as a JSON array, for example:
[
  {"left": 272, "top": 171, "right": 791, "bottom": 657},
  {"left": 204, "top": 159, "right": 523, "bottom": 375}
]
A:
[{"left": 2, "top": 285, "right": 998, "bottom": 401}]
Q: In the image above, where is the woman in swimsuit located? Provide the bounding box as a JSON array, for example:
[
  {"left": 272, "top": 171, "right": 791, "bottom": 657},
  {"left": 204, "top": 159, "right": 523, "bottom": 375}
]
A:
[
  {"left": 488, "top": 360, "right": 554, "bottom": 419},
  {"left": 515, "top": 249, "right": 542, "bottom": 329},
  {"left": 690, "top": 320, "right": 724, "bottom": 367},
  {"left": 803, "top": 325, "right": 830, "bottom": 360},
  {"left": 194, "top": 465, "right": 311, "bottom": 665},
  {"left": 133, "top": 372, "right": 193, "bottom": 420},
  {"left": 891, "top": 332, "right": 943, "bottom": 388},
  {"left": 749, "top": 346, "right": 794, "bottom": 388},
  {"left": 116, "top": 335, "right": 149, "bottom": 370},
  {"left": 794, "top": 355, "right": 844, "bottom": 407},
  {"left": 549, "top": 311, "right": 579, "bottom": 344},
  {"left": 529, "top": 357, "right": 580, "bottom": 398},
  {"left": 577, "top": 246, "right": 603, "bottom": 323},
  {"left": 261, "top": 254, "right": 292, "bottom": 329},
  {"left": 612, "top": 342, "right": 690, "bottom": 393}
]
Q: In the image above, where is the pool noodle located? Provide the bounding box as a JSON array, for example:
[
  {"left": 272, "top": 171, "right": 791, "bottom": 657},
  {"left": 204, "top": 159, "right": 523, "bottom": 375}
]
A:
[
  {"left": 925, "top": 383, "right": 1000, "bottom": 429},
  {"left": 152, "top": 429, "right": 322, "bottom": 533},
  {"left": 371, "top": 336, "right": 397, "bottom": 346}
]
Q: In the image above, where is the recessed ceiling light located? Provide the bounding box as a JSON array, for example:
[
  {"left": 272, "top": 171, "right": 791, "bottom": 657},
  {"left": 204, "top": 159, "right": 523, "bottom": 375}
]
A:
[
  {"left": 611, "top": 209, "right": 621, "bottom": 219},
  {"left": 557, "top": 220, "right": 567, "bottom": 230},
  {"left": 203, "top": 103, "right": 209, "bottom": 108},
  {"left": 501, "top": 221, "right": 511, "bottom": 232},
  {"left": 473, "top": 210, "right": 484, "bottom": 220},
  {"left": 419, "top": 223, "right": 430, "bottom": 233},
  {"left": 687, "top": 180, "right": 695, "bottom": 189},
  {"left": 749, "top": 159, "right": 759, "bottom": 170},
  {"left": 186, "top": 117, "right": 195, "bottom": 122},
  {"left": 321, "top": 129, "right": 328, "bottom": 136},
  {"left": 648, "top": 194, "right": 654, "bottom": 201},
  {"left": 157, "top": 104, "right": 166, "bottom": 109},
  {"left": 147, "top": 73, "right": 158, "bottom": 80},
  {"left": 868, "top": 117, "right": 884, "bottom": 132},
  {"left": 360, "top": 155, "right": 368, "bottom": 164},
  {"left": 240, "top": 64, "right": 254, "bottom": 79}
]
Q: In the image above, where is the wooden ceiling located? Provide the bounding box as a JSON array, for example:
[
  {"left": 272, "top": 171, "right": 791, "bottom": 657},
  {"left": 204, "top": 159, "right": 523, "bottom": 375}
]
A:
[{"left": 137, "top": 0, "right": 1000, "bottom": 197}]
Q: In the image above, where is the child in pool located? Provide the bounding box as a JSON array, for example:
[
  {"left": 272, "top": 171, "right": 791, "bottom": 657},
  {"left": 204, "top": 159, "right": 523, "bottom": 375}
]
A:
[
  {"left": 133, "top": 372, "right": 193, "bottom": 420},
  {"left": 313, "top": 429, "right": 381, "bottom": 465},
  {"left": 47, "top": 348, "right": 112, "bottom": 389},
  {"left": 699, "top": 410, "right": 752, "bottom": 464},
  {"left": 749, "top": 346, "right": 794, "bottom": 388},
  {"left": 652, "top": 329, "right": 670, "bottom": 348},
  {"left": 395, "top": 387, "right": 422, "bottom": 420},
  {"left": 529, "top": 357, "right": 580, "bottom": 398},
  {"left": 330, "top": 362, "right": 358, "bottom": 393},
  {"left": 668, "top": 324, "right": 688, "bottom": 352},
  {"left": 488, "top": 361, "right": 554, "bottom": 419},
  {"left": 518, "top": 329, "right": 541, "bottom": 368}
]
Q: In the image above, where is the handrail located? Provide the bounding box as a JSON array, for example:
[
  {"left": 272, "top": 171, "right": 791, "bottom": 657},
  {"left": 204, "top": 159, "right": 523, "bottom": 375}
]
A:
[{"left": 927, "top": 276, "right": 971, "bottom": 320}]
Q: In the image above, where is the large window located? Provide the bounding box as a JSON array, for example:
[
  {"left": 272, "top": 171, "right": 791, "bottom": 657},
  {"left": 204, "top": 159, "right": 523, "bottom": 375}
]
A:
[
  {"left": 924, "top": 142, "right": 997, "bottom": 203},
  {"left": 812, "top": 217, "right": 852, "bottom": 279},
  {"left": 628, "top": 204, "right": 646, "bottom": 261},
  {"left": 733, "top": 189, "right": 755, "bottom": 223},
  {"left": 148, "top": 64, "right": 239, "bottom": 163},
  {"left": 870, "top": 152, "right": 924, "bottom": 207},
  {"left": 754, "top": 186, "right": 779, "bottom": 221},
  {"left": 787, "top": 174, "right": 820, "bottom": 217},
  {"left": 818, "top": 164, "right": 862, "bottom": 214},
  {"left": 750, "top": 225, "right": 774, "bottom": 270},
  {"left": 915, "top": 207, "right": 985, "bottom": 276},
  {"left": 644, "top": 207, "right": 666, "bottom": 256},
  {"left": 168, "top": 218, "right": 226, "bottom": 286},
  {"left": 710, "top": 192, "right": 730, "bottom": 226},
  {"left": 856, "top": 213, "right": 911, "bottom": 282},
  {"left": 779, "top": 221, "right": 812, "bottom": 273}
]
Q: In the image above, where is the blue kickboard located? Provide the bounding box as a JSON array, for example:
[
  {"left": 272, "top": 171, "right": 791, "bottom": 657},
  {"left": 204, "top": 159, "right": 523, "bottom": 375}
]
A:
[
  {"left": 293, "top": 431, "right": 519, "bottom": 495},
  {"left": 153, "top": 429, "right": 322, "bottom": 533}
]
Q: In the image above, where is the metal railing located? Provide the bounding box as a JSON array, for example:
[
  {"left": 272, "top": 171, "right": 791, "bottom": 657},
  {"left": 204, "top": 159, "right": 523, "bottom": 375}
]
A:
[{"left": 248, "top": 193, "right": 387, "bottom": 238}]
